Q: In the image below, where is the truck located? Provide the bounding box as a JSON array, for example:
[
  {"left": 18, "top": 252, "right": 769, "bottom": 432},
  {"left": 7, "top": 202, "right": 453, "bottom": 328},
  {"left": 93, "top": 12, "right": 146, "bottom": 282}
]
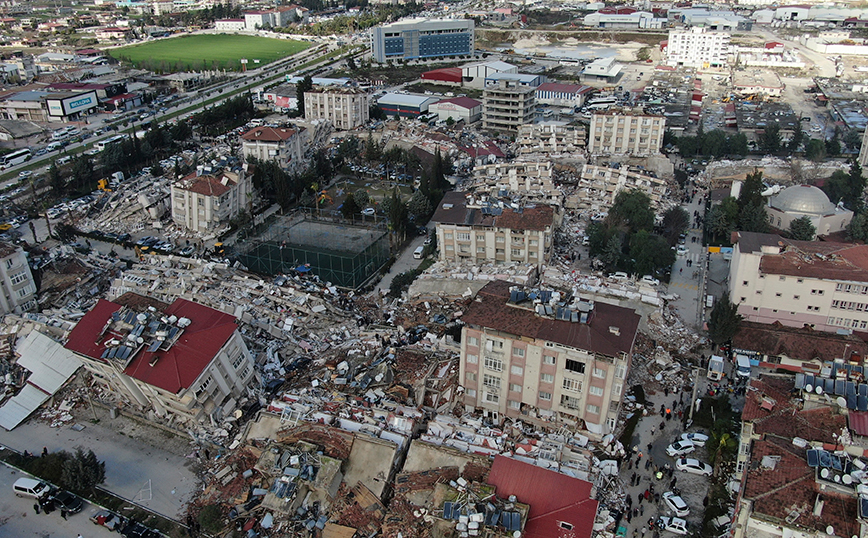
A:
[
  {"left": 735, "top": 354, "right": 751, "bottom": 378},
  {"left": 708, "top": 355, "right": 725, "bottom": 381}
]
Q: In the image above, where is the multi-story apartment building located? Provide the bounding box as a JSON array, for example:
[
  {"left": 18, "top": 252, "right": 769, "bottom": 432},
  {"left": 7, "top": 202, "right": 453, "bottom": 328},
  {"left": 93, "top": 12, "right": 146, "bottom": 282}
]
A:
[
  {"left": 516, "top": 122, "right": 586, "bottom": 155},
  {"left": 482, "top": 77, "right": 537, "bottom": 133},
  {"left": 64, "top": 294, "right": 258, "bottom": 424},
  {"left": 370, "top": 18, "right": 474, "bottom": 63},
  {"left": 470, "top": 160, "right": 560, "bottom": 205},
  {"left": 431, "top": 191, "right": 555, "bottom": 269},
  {"left": 303, "top": 87, "right": 369, "bottom": 130},
  {"left": 587, "top": 110, "right": 665, "bottom": 156},
  {"left": 534, "top": 82, "right": 592, "bottom": 107},
  {"left": 730, "top": 231, "right": 868, "bottom": 333},
  {"left": 171, "top": 167, "right": 252, "bottom": 233},
  {"left": 0, "top": 242, "right": 36, "bottom": 314},
  {"left": 460, "top": 280, "right": 640, "bottom": 436},
  {"left": 241, "top": 125, "right": 305, "bottom": 170},
  {"left": 666, "top": 27, "right": 731, "bottom": 68},
  {"left": 576, "top": 163, "right": 668, "bottom": 211}
]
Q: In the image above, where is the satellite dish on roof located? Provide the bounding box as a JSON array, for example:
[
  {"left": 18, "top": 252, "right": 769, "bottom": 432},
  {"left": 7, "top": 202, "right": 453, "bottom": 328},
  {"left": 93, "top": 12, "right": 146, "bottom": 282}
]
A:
[
  {"left": 806, "top": 384, "right": 814, "bottom": 393},
  {"left": 843, "top": 474, "right": 853, "bottom": 485},
  {"left": 821, "top": 468, "right": 830, "bottom": 478},
  {"left": 137, "top": 313, "right": 147, "bottom": 322},
  {"left": 826, "top": 526, "right": 834, "bottom": 535},
  {"left": 837, "top": 397, "right": 848, "bottom": 408},
  {"left": 816, "top": 385, "right": 824, "bottom": 395}
]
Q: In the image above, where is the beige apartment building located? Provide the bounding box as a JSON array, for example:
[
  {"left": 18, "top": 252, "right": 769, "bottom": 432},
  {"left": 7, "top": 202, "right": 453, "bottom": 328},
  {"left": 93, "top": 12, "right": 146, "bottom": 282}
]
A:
[
  {"left": 241, "top": 125, "right": 305, "bottom": 171},
  {"left": 575, "top": 163, "right": 668, "bottom": 211},
  {"left": 64, "top": 294, "right": 257, "bottom": 424},
  {"left": 471, "top": 160, "right": 557, "bottom": 203},
  {"left": 460, "top": 280, "right": 640, "bottom": 436},
  {"left": 730, "top": 231, "right": 868, "bottom": 333},
  {"left": 482, "top": 79, "right": 536, "bottom": 133},
  {"left": 431, "top": 191, "right": 555, "bottom": 269},
  {"left": 0, "top": 242, "right": 36, "bottom": 314},
  {"left": 516, "top": 122, "right": 586, "bottom": 155},
  {"left": 303, "top": 87, "right": 369, "bottom": 130},
  {"left": 588, "top": 110, "right": 665, "bottom": 156},
  {"left": 171, "top": 167, "right": 252, "bottom": 233}
]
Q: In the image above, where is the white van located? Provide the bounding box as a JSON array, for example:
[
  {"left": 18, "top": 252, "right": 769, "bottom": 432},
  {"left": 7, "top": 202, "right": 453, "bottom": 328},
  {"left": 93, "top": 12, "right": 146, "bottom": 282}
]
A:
[
  {"left": 413, "top": 246, "right": 424, "bottom": 259},
  {"left": 735, "top": 354, "right": 751, "bottom": 378},
  {"left": 13, "top": 477, "right": 51, "bottom": 499}
]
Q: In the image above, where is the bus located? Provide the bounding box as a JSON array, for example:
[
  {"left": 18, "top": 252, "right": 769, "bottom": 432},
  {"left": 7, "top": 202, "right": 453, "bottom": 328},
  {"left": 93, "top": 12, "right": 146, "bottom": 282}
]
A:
[
  {"left": 94, "top": 135, "right": 126, "bottom": 152},
  {"left": 1, "top": 148, "right": 31, "bottom": 169}
]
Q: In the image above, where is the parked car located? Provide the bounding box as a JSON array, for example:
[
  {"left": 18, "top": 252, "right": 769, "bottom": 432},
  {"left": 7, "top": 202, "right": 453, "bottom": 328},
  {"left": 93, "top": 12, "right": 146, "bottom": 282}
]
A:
[
  {"left": 676, "top": 458, "right": 712, "bottom": 476},
  {"left": 680, "top": 432, "right": 709, "bottom": 447},
  {"left": 91, "top": 509, "right": 127, "bottom": 531},
  {"left": 662, "top": 492, "right": 689, "bottom": 517},
  {"left": 179, "top": 246, "right": 195, "bottom": 256},
  {"left": 676, "top": 245, "right": 689, "bottom": 256},
  {"left": 666, "top": 440, "right": 696, "bottom": 457},
  {"left": 121, "top": 520, "right": 160, "bottom": 538},
  {"left": 361, "top": 207, "right": 376, "bottom": 216},
  {"left": 609, "top": 272, "right": 630, "bottom": 282},
  {"left": 657, "top": 516, "right": 688, "bottom": 535},
  {"left": 640, "top": 275, "right": 660, "bottom": 286},
  {"left": 51, "top": 490, "right": 83, "bottom": 514}
]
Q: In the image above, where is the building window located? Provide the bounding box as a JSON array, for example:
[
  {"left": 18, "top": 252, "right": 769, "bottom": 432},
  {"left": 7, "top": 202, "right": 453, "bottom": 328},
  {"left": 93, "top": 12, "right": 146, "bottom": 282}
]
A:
[
  {"left": 615, "top": 364, "right": 627, "bottom": 379},
  {"left": 444, "top": 233, "right": 453, "bottom": 239},
  {"left": 457, "top": 232, "right": 470, "bottom": 241},
  {"left": 544, "top": 355, "right": 556, "bottom": 365},
  {"left": 563, "top": 377, "right": 582, "bottom": 393},
  {"left": 508, "top": 399, "right": 521, "bottom": 409},
  {"left": 194, "top": 376, "right": 213, "bottom": 397},
  {"left": 466, "top": 354, "right": 478, "bottom": 364},
  {"left": 513, "top": 348, "right": 525, "bottom": 357},
  {"left": 476, "top": 235, "right": 484, "bottom": 241},
  {"left": 742, "top": 281, "right": 748, "bottom": 286},
  {"left": 587, "top": 404, "right": 600, "bottom": 414},
  {"left": 510, "top": 365, "right": 524, "bottom": 376},
  {"left": 509, "top": 383, "right": 522, "bottom": 393},
  {"left": 559, "top": 522, "right": 574, "bottom": 531},
  {"left": 613, "top": 383, "right": 622, "bottom": 396},
  {"left": 511, "top": 249, "right": 523, "bottom": 256},
  {"left": 484, "top": 357, "right": 503, "bottom": 372},
  {"left": 9, "top": 272, "right": 27, "bottom": 285},
  {"left": 539, "top": 391, "right": 552, "bottom": 401},
  {"left": 477, "top": 246, "right": 486, "bottom": 253},
  {"left": 565, "top": 359, "right": 585, "bottom": 373},
  {"left": 592, "top": 367, "right": 606, "bottom": 379},
  {"left": 541, "top": 373, "right": 554, "bottom": 383},
  {"left": 4, "top": 259, "right": 12, "bottom": 269},
  {"left": 231, "top": 353, "right": 246, "bottom": 369},
  {"left": 468, "top": 336, "right": 478, "bottom": 347},
  {"left": 775, "top": 293, "right": 782, "bottom": 297},
  {"left": 466, "top": 388, "right": 476, "bottom": 397},
  {"left": 466, "top": 372, "right": 476, "bottom": 382},
  {"left": 483, "top": 374, "right": 501, "bottom": 390},
  {"left": 484, "top": 392, "right": 499, "bottom": 403},
  {"left": 755, "top": 290, "right": 762, "bottom": 295},
  {"left": 589, "top": 385, "right": 604, "bottom": 397},
  {"left": 560, "top": 394, "right": 580, "bottom": 410}
]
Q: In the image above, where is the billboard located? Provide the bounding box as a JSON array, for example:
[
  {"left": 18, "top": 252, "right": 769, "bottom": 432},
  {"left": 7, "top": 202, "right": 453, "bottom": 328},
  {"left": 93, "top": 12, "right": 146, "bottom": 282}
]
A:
[{"left": 47, "top": 91, "right": 98, "bottom": 117}]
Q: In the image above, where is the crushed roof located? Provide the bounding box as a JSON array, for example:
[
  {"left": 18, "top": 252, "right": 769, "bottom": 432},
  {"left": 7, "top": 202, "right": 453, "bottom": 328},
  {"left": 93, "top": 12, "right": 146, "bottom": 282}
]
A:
[
  {"left": 64, "top": 296, "right": 238, "bottom": 394},
  {"left": 0, "top": 241, "right": 19, "bottom": 258},
  {"left": 487, "top": 455, "right": 597, "bottom": 538},
  {"left": 431, "top": 191, "right": 554, "bottom": 232},
  {"left": 175, "top": 171, "right": 237, "bottom": 197},
  {"left": 735, "top": 231, "right": 868, "bottom": 282},
  {"left": 241, "top": 126, "right": 299, "bottom": 142},
  {"left": 733, "top": 321, "right": 868, "bottom": 364},
  {"left": 462, "top": 280, "right": 640, "bottom": 358}
]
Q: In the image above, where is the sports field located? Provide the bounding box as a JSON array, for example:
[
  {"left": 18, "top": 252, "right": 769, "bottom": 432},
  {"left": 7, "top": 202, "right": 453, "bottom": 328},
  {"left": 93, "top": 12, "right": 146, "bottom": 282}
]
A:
[{"left": 110, "top": 34, "right": 310, "bottom": 71}]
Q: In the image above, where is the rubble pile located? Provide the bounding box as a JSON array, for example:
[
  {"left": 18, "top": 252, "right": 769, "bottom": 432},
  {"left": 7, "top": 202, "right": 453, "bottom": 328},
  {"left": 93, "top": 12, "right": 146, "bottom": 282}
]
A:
[
  {"left": 642, "top": 304, "right": 706, "bottom": 358},
  {"left": 411, "top": 260, "right": 539, "bottom": 290}
]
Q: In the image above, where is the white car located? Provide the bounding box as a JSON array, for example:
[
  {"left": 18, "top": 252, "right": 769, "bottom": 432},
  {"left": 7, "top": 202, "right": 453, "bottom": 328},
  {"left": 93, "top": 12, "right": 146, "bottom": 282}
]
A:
[
  {"left": 666, "top": 439, "right": 696, "bottom": 457},
  {"left": 640, "top": 275, "right": 660, "bottom": 286},
  {"left": 657, "top": 516, "right": 688, "bottom": 535},
  {"left": 609, "top": 271, "right": 630, "bottom": 282},
  {"left": 662, "top": 492, "right": 689, "bottom": 517},
  {"left": 676, "top": 458, "right": 713, "bottom": 476},
  {"left": 676, "top": 245, "right": 689, "bottom": 256},
  {"left": 361, "top": 207, "right": 376, "bottom": 216},
  {"left": 680, "top": 432, "right": 709, "bottom": 447}
]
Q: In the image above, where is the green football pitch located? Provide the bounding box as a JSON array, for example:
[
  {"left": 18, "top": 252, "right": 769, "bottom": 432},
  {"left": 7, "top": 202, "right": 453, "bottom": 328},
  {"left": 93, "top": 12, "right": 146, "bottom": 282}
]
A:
[{"left": 109, "top": 34, "right": 310, "bottom": 71}]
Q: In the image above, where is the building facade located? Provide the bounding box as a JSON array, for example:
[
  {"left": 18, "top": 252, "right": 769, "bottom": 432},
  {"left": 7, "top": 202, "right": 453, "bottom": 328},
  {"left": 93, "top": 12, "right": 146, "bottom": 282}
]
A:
[
  {"left": 304, "top": 88, "right": 369, "bottom": 130},
  {"left": 482, "top": 78, "right": 536, "bottom": 133},
  {"left": 64, "top": 295, "right": 257, "bottom": 424},
  {"left": 428, "top": 96, "right": 482, "bottom": 123},
  {"left": 0, "top": 242, "right": 36, "bottom": 314},
  {"left": 730, "top": 231, "right": 868, "bottom": 333},
  {"left": 765, "top": 184, "right": 852, "bottom": 238},
  {"left": 215, "top": 18, "right": 245, "bottom": 31},
  {"left": 666, "top": 27, "right": 731, "bottom": 68},
  {"left": 241, "top": 125, "right": 305, "bottom": 170},
  {"left": 588, "top": 110, "right": 665, "bottom": 155},
  {"left": 534, "top": 82, "right": 592, "bottom": 108},
  {"left": 171, "top": 167, "right": 252, "bottom": 233},
  {"left": 577, "top": 163, "right": 668, "bottom": 210},
  {"left": 370, "top": 18, "right": 474, "bottom": 63},
  {"left": 460, "top": 280, "right": 639, "bottom": 436},
  {"left": 431, "top": 191, "right": 555, "bottom": 269},
  {"left": 516, "top": 122, "right": 586, "bottom": 155}
]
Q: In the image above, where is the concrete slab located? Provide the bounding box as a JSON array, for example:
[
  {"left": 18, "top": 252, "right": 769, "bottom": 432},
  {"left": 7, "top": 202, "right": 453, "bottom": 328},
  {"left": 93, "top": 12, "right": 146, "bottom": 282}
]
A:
[
  {"left": 342, "top": 435, "right": 396, "bottom": 499},
  {"left": 403, "top": 440, "right": 487, "bottom": 474}
]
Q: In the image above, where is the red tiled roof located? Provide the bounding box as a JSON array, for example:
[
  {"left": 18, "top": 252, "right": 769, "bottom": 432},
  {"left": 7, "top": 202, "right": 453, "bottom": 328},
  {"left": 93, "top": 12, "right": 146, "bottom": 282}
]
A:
[
  {"left": 434, "top": 96, "right": 481, "bottom": 109},
  {"left": 176, "top": 172, "right": 236, "bottom": 197},
  {"left": 431, "top": 191, "right": 553, "bottom": 232},
  {"left": 758, "top": 239, "right": 868, "bottom": 282},
  {"left": 463, "top": 280, "right": 640, "bottom": 358},
  {"left": 487, "top": 456, "right": 597, "bottom": 538},
  {"left": 458, "top": 140, "right": 505, "bottom": 159},
  {"left": 849, "top": 411, "right": 868, "bottom": 436},
  {"left": 421, "top": 67, "right": 462, "bottom": 83},
  {"left": 65, "top": 297, "right": 238, "bottom": 394},
  {"left": 241, "top": 126, "right": 298, "bottom": 142},
  {"left": 744, "top": 437, "right": 859, "bottom": 537},
  {"left": 733, "top": 321, "right": 868, "bottom": 364}
]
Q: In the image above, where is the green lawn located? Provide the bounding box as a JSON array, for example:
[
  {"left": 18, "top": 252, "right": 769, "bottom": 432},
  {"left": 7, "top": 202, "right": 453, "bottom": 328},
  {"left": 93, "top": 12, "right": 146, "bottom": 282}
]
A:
[{"left": 110, "top": 34, "right": 310, "bottom": 71}]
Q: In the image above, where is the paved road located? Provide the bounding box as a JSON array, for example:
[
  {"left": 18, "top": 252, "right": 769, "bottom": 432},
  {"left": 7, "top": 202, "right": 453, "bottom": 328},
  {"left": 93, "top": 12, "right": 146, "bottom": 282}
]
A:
[
  {"left": 667, "top": 192, "right": 707, "bottom": 329},
  {"left": 1, "top": 417, "right": 199, "bottom": 520},
  {"left": 0, "top": 466, "right": 120, "bottom": 538},
  {"left": 376, "top": 234, "right": 427, "bottom": 294}
]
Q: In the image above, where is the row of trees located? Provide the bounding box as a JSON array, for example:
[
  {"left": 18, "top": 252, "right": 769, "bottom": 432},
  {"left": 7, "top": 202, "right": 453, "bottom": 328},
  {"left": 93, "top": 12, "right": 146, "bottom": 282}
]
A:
[
  {"left": 586, "top": 190, "right": 684, "bottom": 277},
  {"left": 192, "top": 94, "right": 255, "bottom": 137},
  {"left": 671, "top": 128, "right": 749, "bottom": 158},
  {"left": 705, "top": 169, "right": 769, "bottom": 243}
]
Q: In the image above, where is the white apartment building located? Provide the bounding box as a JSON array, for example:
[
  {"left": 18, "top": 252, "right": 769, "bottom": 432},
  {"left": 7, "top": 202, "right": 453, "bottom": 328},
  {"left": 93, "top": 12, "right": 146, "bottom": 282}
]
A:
[
  {"left": 482, "top": 78, "right": 536, "bottom": 133},
  {"left": 666, "top": 27, "right": 731, "bottom": 68},
  {"left": 588, "top": 110, "right": 665, "bottom": 156},
  {"left": 304, "top": 88, "right": 369, "bottom": 130},
  {"left": 65, "top": 295, "right": 258, "bottom": 424},
  {"left": 577, "top": 163, "right": 668, "bottom": 210},
  {"left": 461, "top": 280, "right": 640, "bottom": 436},
  {"left": 516, "top": 122, "right": 586, "bottom": 155},
  {"left": 171, "top": 167, "right": 252, "bottom": 233},
  {"left": 730, "top": 231, "right": 868, "bottom": 333},
  {"left": 430, "top": 191, "right": 555, "bottom": 269},
  {"left": 215, "top": 18, "right": 245, "bottom": 31},
  {"left": 0, "top": 242, "right": 35, "bottom": 314},
  {"left": 241, "top": 125, "right": 305, "bottom": 171},
  {"left": 470, "top": 160, "right": 562, "bottom": 206}
]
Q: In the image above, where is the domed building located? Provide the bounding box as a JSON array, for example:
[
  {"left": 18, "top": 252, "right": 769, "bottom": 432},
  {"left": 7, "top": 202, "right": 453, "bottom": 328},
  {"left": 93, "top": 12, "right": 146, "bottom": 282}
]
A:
[{"left": 766, "top": 185, "right": 853, "bottom": 238}]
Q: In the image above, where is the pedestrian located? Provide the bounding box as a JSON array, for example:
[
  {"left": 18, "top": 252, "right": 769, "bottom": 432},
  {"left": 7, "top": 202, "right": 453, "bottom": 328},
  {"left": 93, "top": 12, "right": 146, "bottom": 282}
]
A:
[
  {"left": 640, "top": 504, "right": 644, "bottom": 516},
  {"left": 626, "top": 510, "right": 633, "bottom": 523},
  {"left": 641, "top": 527, "right": 647, "bottom": 536},
  {"left": 41, "top": 446, "right": 47, "bottom": 457},
  {"left": 33, "top": 503, "right": 40, "bottom": 515},
  {"left": 645, "top": 459, "right": 651, "bottom": 470},
  {"left": 638, "top": 493, "right": 643, "bottom": 504}
]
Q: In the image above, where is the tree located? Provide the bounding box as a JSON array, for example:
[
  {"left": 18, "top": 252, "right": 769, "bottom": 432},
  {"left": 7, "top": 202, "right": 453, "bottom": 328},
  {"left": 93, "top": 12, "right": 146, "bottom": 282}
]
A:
[
  {"left": 408, "top": 189, "right": 432, "bottom": 222},
  {"left": 48, "top": 161, "right": 62, "bottom": 193},
  {"left": 607, "top": 189, "right": 654, "bottom": 234},
  {"left": 385, "top": 187, "right": 407, "bottom": 238},
  {"left": 738, "top": 202, "right": 770, "bottom": 234},
  {"left": 737, "top": 169, "right": 765, "bottom": 211},
  {"left": 198, "top": 504, "right": 224, "bottom": 534},
  {"left": 706, "top": 205, "right": 732, "bottom": 243},
  {"left": 849, "top": 210, "right": 868, "bottom": 242},
  {"left": 823, "top": 161, "right": 865, "bottom": 210},
  {"left": 341, "top": 194, "right": 360, "bottom": 218},
  {"left": 826, "top": 129, "right": 842, "bottom": 156},
  {"left": 805, "top": 139, "right": 826, "bottom": 161},
  {"left": 729, "top": 132, "right": 749, "bottom": 156},
  {"left": 788, "top": 120, "right": 804, "bottom": 152},
  {"left": 630, "top": 231, "right": 674, "bottom": 277},
  {"left": 707, "top": 296, "right": 743, "bottom": 345},
  {"left": 788, "top": 215, "right": 816, "bottom": 240},
  {"left": 61, "top": 448, "right": 106, "bottom": 493},
  {"left": 758, "top": 122, "right": 781, "bottom": 154},
  {"left": 702, "top": 129, "right": 726, "bottom": 158},
  {"left": 353, "top": 189, "right": 369, "bottom": 207},
  {"left": 347, "top": 56, "right": 357, "bottom": 70},
  {"left": 708, "top": 430, "right": 737, "bottom": 476},
  {"left": 150, "top": 162, "right": 164, "bottom": 177},
  {"left": 660, "top": 206, "right": 690, "bottom": 246},
  {"left": 364, "top": 133, "right": 381, "bottom": 162},
  {"left": 296, "top": 74, "right": 313, "bottom": 117},
  {"left": 843, "top": 129, "right": 862, "bottom": 153},
  {"left": 849, "top": 159, "right": 865, "bottom": 211},
  {"left": 601, "top": 233, "right": 623, "bottom": 271}
]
